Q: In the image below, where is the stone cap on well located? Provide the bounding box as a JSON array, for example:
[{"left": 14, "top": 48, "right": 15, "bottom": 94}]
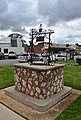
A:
[{"left": 14, "top": 63, "right": 65, "bottom": 71}]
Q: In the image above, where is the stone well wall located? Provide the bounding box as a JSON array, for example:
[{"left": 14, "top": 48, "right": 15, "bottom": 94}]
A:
[{"left": 14, "top": 64, "right": 64, "bottom": 99}]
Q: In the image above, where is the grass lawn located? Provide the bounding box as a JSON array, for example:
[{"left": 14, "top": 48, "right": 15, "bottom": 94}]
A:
[
  {"left": 55, "top": 65, "right": 81, "bottom": 120},
  {"left": 55, "top": 95, "right": 81, "bottom": 120},
  {"left": 64, "top": 66, "right": 81, "bottom": 90},
  {"left": 0, "top": 64, "right": 81, "bottom": 90},
  {"left": 0, "top": 65, "right": 14, "bottom": 89}
]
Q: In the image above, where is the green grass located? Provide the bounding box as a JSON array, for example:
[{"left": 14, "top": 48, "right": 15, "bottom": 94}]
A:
[
  {"left": 55, "top": 65, "right": 81, "bottom": 120},
  {"left": 0, "top": 65, "right": 14, "bottom": 89},
  {"left": 64, "top": 59, "right": 76, "bottom": 64},
  {"left": 64, "top": 66, "right": 81, "bottom": 90},
  {"left": 57, "top": 59, "right": 76, "bottom": 64},
  {"left": 55, "top": 95, "right": 81, "bottom": 120},
  {"left": 0, "top": 64, "right": 81, "bottom": 90}
]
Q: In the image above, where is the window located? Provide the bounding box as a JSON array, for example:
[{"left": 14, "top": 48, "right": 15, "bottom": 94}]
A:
[
  {"left": 4, "top": 49, "right": 8, "bottom": 53},
  {"left": 11, "top": 37, "right": 17, "bottom": 47}
]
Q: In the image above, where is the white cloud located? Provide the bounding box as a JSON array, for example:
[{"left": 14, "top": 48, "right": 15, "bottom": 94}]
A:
[
  {"left": 38, "top": 0, "right": 81, "bottom": 25},
  {"left": 0, "top": 0, "right": 81, "bottom": 44}
]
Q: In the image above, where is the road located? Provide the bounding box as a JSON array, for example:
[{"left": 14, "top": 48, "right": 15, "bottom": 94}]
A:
[{"left": 0, "top": 59, "right": 19, "bottom": 66}]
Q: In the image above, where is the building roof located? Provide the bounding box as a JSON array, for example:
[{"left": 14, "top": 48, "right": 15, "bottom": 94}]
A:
[
  {"left": 0, "top": 37, "right": 11, "bottom": 44},
  {"left": 8, "top": 33, "right": 22, "bottom": 38}
]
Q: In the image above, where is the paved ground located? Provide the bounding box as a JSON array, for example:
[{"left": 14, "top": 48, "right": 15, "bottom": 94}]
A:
[
  {"left": 0, "top": 89, "right": 81, "bottom": 120},
  {"left": 0, "top": 59, "right": 18, "bottom": 66},
  {"left": 0, "top": 103, "right": 26, "bottom": 120}
]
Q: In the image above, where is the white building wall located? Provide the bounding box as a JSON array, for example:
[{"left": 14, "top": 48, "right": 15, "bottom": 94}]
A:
[
  {"left": 17, "top": 38, "right": 22, "bottom": 47},
  {"left": 0, "top": 43, "right": 10, "bottom": 48},
  {"left": 0, "top": 43, "right": 24, "bottom": 55},
  {"left": 8, "top": 47, "right": 24, "bottom": 55},
  {"left": 0, "top": 36, "right": 24, "bottom": 55}
]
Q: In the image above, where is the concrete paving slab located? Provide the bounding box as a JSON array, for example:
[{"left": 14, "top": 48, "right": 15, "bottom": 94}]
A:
[
  {"left": 0, "top": 89, "right": 80, "bottom": 120},
  {"left": 0, "top": 103, "right": 26, "bottom": 120},
  {"left": 5, "top": 86, "right": 72, "bottom": 112}
]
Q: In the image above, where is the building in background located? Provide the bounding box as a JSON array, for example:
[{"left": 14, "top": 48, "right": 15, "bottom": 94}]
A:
[
  {"left": 0, "top": 33, "right": 25, "bottom": 56},
  {"left": 24, "top": 42, "right": 46, "bottom": 54},
  {"left": 75, "top": 43, "right": 81, "bottom": 54},
  {"left": 24, "top": 42, "right": 76, "bottom": 54}
]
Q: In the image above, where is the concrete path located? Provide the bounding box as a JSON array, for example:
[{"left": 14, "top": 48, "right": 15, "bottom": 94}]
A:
[{"left": 0, "top": 103, "right": 26, "bottom": 120}]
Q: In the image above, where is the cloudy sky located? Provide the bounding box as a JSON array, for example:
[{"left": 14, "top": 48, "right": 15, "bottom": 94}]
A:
[{"left": 0, "top": 0, "right": 81, "bottom": 44}]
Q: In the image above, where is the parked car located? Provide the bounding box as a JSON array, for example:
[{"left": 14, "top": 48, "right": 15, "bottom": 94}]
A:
[
  {"left": 0, "top": 52, "right": 4, "bottom": 60},
  {"left": 27, "top": 53, "right": 40, "bottom": 62},
  {"left": 74, "top": 55, "right": 81, "bottom": 59},
  {"left": 40, "top": 54, "right": 48, "bottom": 62},
  {"left": 56, "top": 54, "right": 66, "bottom": 61},
  {"left": 40, "top": 54, "right": 56, "bottom": 62},
  {"left": 8, "top": 51, "right": 17, "bottom": 59},
  {"left": 18, "top": 52, "right": 30, "bottom": 63},
  {"left": 18, "top": 52, "right": 40, "bottom": 63}
]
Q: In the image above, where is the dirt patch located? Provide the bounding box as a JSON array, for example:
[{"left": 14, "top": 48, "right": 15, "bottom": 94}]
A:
[{"left": 0, "top": 89, "right": 81, "bottom": 120}]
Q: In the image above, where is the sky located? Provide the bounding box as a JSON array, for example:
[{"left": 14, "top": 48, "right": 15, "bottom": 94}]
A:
[{"left": 0, "top": 0, "right": 81, "bottom": 44}]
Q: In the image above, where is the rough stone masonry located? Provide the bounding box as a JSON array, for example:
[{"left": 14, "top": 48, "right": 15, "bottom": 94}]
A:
[{"left": 14, "top": 63, "right": 64, "bottom": 99}]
